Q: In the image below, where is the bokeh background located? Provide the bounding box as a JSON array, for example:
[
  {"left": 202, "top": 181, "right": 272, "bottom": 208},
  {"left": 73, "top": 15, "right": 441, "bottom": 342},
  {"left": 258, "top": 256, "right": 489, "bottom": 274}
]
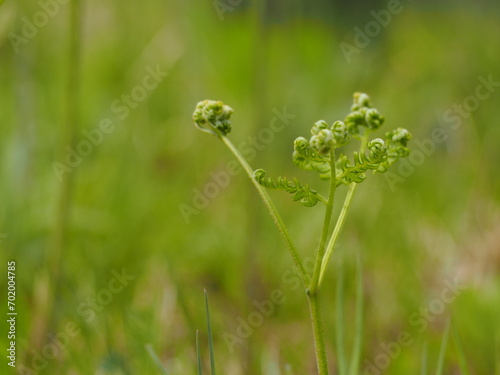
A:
[{"left": 1, "top": 0, "right": 499, "bottom": 374}]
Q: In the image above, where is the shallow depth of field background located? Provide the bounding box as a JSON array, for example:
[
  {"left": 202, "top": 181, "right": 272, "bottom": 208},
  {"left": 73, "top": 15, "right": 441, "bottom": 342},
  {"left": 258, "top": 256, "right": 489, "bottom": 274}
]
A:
[{"left": 1, "top": 0, "right": 499, "bottom": 374}]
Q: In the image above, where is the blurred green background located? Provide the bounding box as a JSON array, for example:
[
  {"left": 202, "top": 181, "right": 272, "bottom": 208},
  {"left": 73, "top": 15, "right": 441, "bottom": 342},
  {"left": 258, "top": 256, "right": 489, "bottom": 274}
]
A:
[{"left": 1, "top": 0, "right": 499, "bottom": 374}]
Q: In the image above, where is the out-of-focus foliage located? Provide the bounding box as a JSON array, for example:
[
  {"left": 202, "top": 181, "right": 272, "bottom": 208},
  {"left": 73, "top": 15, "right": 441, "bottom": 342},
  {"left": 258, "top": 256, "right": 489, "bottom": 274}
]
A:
[{"left": 0, "top": 0, "right": 499, "bottom": 374}]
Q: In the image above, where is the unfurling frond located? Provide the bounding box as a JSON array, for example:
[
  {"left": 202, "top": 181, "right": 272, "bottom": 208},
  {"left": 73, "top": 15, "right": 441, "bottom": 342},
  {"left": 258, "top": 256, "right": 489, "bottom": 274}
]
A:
[
  {"left": 336, "top": 139, "right": 388, "bottom": 184},
  {"left": 292, "top": 137, "right": 331, "bottom": 178},
  {"left": 253, "top": 169, "right": 325, "bottom": 207},
  {"left": 193, "top": 100, "right": 233, "bottom": 136},
  {"left": 192, "top": 93, "right": 411, "bottom": 211},
  {"left": 377, "top": 127, "right": 412, "bottom": 172}
]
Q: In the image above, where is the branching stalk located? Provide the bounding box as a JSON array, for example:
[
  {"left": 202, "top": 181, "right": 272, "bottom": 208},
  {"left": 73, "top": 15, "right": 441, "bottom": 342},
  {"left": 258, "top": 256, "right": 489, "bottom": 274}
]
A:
[
  {"left": 219, "top": 135, "right": 309, "bottom": 287},
  {"left": 309, "top": 149, "right": 336, "bottom": 295},
  {"left": 318, "top": 131, "right": 370, "bottom": 288},
  {"left": 318, "top": 182, "right": 357, "bottom": 287},
  {"left": 192, "top": 94, "right": 412, "bottom": 375},
  {"left": 305, "top": 149, "right": 337, "bottom": 375}
]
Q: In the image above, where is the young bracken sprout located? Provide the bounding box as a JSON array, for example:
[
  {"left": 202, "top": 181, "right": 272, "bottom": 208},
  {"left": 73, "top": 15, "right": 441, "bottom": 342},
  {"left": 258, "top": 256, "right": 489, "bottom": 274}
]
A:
[{"left": 192, "top": 94, "right": 411, "bottom": 375}]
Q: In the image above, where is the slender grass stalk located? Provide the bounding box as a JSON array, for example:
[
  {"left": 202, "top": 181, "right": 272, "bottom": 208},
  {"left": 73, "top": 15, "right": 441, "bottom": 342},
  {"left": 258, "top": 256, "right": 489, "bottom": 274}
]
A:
[
  {"left": 348, "top": 256, "right": 364, "bottom": 375},
  {"left": 435, "top": 319, "right": 451, "bottom": 375},
  {"left": 452, "top": 324, "right": 470, "bottom": 375},
  {"left": 196, "top": 330, "right": 203, "bottom": 375},
  {"left": 335, "top": 259, "right": 347, "bottom": 375},
  {"left": 204, "top": 290, "right": 216, "bottom": 375},
  {"left": 219, "top": 135, "right": 309, "bottom": 286},
  {"left": 146, "top": 344, "right": 169, "bottom": 375}
]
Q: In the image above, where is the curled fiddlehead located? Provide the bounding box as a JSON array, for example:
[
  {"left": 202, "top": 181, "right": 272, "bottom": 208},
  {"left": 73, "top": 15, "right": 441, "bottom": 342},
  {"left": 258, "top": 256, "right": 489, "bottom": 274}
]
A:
[
  {"left": 192, "top": 93, "right": 411, "bottom": 210},
  {"left": 351, "top": 92, "right": 372, "bottom": 111},
  {"left": 331, "top": 120, "right": 350, "bottom": 147},
  {"left": 293, "top": 136, "right": 331, "bottom": 178},
  {"left": 377, "top": 127, "right": 412, "bottom": 172},
  {"left": 193, "top": 100, "right": 233, "bottom": 136},
  {"left": 336, "top": 138, "right": 388, "bottom": 184},
  {"left": 344, "top": 92, "right": 385, "bottom": 137},
  {"left": 253, "top": 169, "right": 326, "bottom": 207},
  {"left": 292, "top": 120, "right": 352, "bottom": 180}
]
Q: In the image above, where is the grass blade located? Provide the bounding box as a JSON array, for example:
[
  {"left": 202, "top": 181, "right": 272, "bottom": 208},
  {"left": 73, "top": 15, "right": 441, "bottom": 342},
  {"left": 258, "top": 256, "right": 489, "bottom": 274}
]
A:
[
  {"left": 420, "top": 341, "right": 428, "bottom": 375},
  {"left": 348, "top": 255, "right": 363, "bottom": 375},
  {"left": 495, "top": 333, "right": 500, "bottom": 375},
  {"left": 452, "top": 323, "right": 470, "bottom": 375},
  {"left": 145, "top": 344, "right": 169, "bottom": 375},
  {"left": 335, "top": 258, "right": 347, "bottom": 375},
  {"left": 204, "top": 290, "right": 216, "bottom": 375},
  {"left": 196, "top": 330, "right": 203, "bottom": 375},
  {"left": 435, "top": 319, "right": 451, "bottom": 375}
]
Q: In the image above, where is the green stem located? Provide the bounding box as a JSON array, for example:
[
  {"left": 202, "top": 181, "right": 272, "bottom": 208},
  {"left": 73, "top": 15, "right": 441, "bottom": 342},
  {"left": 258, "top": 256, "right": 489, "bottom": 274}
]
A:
[
  {"left": 304, "top": 150, "right": 336, "bottom": 375},
  {"left": 318, "top": 131, "right": 370, "bottom": 287},
  {"left": 308, "top": 293, "right": 329, "bottom": 375},
  {"left": 318, "top": 182, "right": 357, "bottom": 286},
  {"left": 309, "top": 150, "right": 336, "bottom": 295},
  {"left": 360, "top": 132, "right": 370, "bottom": 152},
  {"left": 219, "top": 135, "right": 309, "bottom": 286}
]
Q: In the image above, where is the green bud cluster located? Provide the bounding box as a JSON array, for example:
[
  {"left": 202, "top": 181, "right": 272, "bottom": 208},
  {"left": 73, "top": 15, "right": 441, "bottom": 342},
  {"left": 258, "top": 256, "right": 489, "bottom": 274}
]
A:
[
  {"left": 288, "top": 93, "right": 410, "bottom": 187},
  {"left": 193, "top": 100, "right": 234, "bottom": 136},
  {"left": 344, "top": 102, "right": 384, "bottom": 135},
  {"left": 379, "top": 127, "right": 412, "bottom": 172},
  {"left": 192, "top": 93, "right": 411, "bottom": 207}
]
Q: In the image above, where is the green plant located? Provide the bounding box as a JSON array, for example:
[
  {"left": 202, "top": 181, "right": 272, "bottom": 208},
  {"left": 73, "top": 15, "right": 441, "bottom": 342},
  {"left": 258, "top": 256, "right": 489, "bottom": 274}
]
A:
[
  {"left": 192, "top": 93, "right": 411, "bottom": 374},
  {"left": 147, "top": 291, "right": 217, "bottom": 375}
]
